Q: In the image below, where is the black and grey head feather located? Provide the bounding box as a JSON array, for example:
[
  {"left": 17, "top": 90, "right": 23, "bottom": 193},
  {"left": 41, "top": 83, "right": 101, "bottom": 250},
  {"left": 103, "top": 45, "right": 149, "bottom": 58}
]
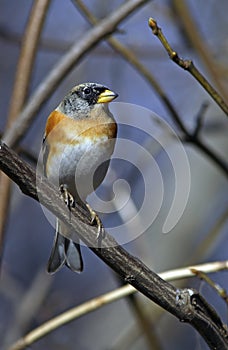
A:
[{"left": 57, "top": 83, "right": 109, "bottom": 118}]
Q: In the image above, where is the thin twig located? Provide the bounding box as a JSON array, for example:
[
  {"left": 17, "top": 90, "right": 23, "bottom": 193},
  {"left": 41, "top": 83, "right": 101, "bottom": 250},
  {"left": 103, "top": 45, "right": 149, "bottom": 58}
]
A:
[
  {"left": 127, "top": 293, "right": 162, "bottom": 350},
  {"left": 189, "top": 137, "right": 228, "bottom": 176},
  {"left": 172, "top": 0, "right": 228, "bottom": 102},
  {"left": 0, "top": 142, "right": 227, "bottom": 350},
  {"left": 7, "top": 0, "right": 51, "bottom": 122},
  {"left": 191, "top": 269, "right": 228, "bottom": 304},
  {"left": 2, "top": 0, "right": 148, "bottom": 149},
  {"left": 0, "top": 0, "right": 51, "bottom": 264},
  {"left": 190, "top": 209, "right": 228, "bottom": 262},
  {"left": 148, "top": 18, "right": 228, "bottom": 117},
  {"left": 146, "top": 17, "right": 228, "bottom": 176},
  {"left": 0, "top": 25, "right": 189, "bottom": 59},
  {"left": 73, "top": 2, "right": 228, "bottom": 177},
  {"left": 73, "top": 0, "right": 189, "bottom": 136},
  {"left": 3, "top": 269, "right": 52, "bottom": 348},
  {"left": 193, "top": 102, "right": 209, "bottom": 138},
  {"left": 8, "top": 260, "right": 228, "bottom": 350}
]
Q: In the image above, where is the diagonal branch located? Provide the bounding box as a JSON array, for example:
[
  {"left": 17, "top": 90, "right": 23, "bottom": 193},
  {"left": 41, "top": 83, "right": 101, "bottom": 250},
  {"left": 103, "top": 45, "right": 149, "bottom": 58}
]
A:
[
  {"left": 172, "top": 0, "right": 228, "bottom": 102},
  {"left": 3, "top": 0, "right": 149, "bottom": 149},
  {"left": 8, "top": 260, "right": 228, "bottom": 350},
  {"left": 73, "top": 0, "right": 189, "bottom": 136},
  {"left": 73, "top": 1, "right": 228, "bottom": 177},
  {"left": 0, "top": 142, "right": 227, "bottom": 349},
  {"left": 148, "top": 18, "right": 228, "bottom": 117},
  {"left": 0, "top": 0, "right": 51, "bottom": 271},
  {"left": 7, "top": 0, "right": 51, "bottom": 122}
]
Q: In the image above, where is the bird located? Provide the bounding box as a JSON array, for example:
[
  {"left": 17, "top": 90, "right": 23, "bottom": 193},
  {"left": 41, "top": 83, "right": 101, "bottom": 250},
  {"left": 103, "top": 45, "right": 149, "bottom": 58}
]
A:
[{"left": 42, "top": 82, "right": 118, "bottom": 273}]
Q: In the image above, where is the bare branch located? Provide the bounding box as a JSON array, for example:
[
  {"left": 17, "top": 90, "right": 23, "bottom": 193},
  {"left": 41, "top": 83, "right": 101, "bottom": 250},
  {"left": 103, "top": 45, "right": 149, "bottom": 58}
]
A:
[
  {"left": 2, "top": 0, "right": 149, "bottom": 149},
  {"left": 188, "top": 137, "right": 228, "bottom": 176},
  {"left": 190, "top": 209, "right": 228, "bottom": 262},
  {"left": 7, "top": 0, "right": 51, "bottom": 122},
  {"left": 0, "top": 0, "right": 51, "bottom": 264},
  {"left": 191, "top": 269, "right": 228, "bottom": 304},
  {"left": 73, "top": 2, "right": 228, "bottom": 177},
  {"left": 145, "top": 17, "right": 228, "bottom": 176},
  {"left": 73, "top": 0, "right": 189, "bottom": 136},
  {"left": 4, "top": 269, "right": 52, "bottom": 348},
  {"left": 193, "top": 102, "right": 209, "bottom": 138},
  {"left": 172, "top": 0, "right": 228, "bottom": 102},
  {"left": 148, "top": 18, "right": 228, "bottom": 117},
  {"left": 8, "top": 260, "right": 228, "bottom": 350},
  {"left": 0, "top": 142, "right": 227, "bottom": 350}
]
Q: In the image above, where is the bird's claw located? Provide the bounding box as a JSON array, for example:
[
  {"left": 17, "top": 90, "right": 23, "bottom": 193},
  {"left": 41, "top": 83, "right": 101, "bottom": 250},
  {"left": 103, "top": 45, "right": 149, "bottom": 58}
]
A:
[
  {"left": 86, "top": 203, "right": 104, "bottom": 239},
  {"left": 59, "top": 187, "right": 104, "bottom": 239},
  {"left": 59, "top": 184, "right": 75, "bottom": 210}
]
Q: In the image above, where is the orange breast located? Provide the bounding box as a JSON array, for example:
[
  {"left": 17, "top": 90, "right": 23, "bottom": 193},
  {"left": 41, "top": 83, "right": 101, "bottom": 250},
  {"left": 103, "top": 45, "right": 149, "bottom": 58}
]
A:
[
  {"left": 45, "top": 110, "right": 68, "bottom": 138},
  {"left": 44, "top": 109, "right": 117, "bottom": 192},
  {"left": 45, "top": 109, "right": 117, "bottom": 145}
]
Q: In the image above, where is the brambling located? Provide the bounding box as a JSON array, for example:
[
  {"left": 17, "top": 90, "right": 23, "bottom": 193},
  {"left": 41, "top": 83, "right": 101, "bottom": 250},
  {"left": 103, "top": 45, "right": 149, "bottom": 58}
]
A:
[{"left": 42, "top": 82, "right": 118, "bottom": 273}]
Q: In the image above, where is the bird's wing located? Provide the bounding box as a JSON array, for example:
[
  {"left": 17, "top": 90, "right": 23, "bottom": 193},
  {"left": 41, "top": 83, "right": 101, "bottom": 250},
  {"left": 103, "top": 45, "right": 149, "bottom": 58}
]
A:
[{"left": 42, "top": 133, "right": 49, "bottom": 177}]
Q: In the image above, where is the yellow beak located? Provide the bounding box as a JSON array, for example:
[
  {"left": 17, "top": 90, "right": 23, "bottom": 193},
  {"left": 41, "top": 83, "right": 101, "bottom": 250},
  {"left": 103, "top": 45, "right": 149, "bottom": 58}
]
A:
[{"left": 97, "top": 89, "right": 118, "bottom": 104}]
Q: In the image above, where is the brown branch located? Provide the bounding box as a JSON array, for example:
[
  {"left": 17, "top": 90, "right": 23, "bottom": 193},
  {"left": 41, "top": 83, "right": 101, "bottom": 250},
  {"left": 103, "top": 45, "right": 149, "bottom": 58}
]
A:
[
  {"left": 0, "top": 0, "right": 51, "bottom": 265},
  {"left": 190, "top": 209, "right": 228, "bottom": 263},
  {"left": 7, "top": 261, "right": 228, "bottom": 350},
  {"left": 193, "top": 102, "right": 209, "bottom": 138},
  {"left": 3, "top": 269, "right": 52, "bottom": 348},
  {"left": 2, "top": 0, "right": 149, "bottom": 149},
  {"left": 148, "top": 18, "right": 228, "bottom": 117},
  {"left": 0, "top": 25, "right": 189, "bottom": 59},
  {"left": 0, "top": 142, "right": 227, "bottom": 349},
  {"left": 7, "top": 0, "right": 51, "bottom": 122},
  {"left": 72, "top": 2, "right": 228, "bottom": 177},
  {"left": 73, "top": 0, "right": 189, "bottom": 136},
  {"left": 191, "top": 269, "right": 228, "bottom": 305},
  {"left": 184, "top": 136, "right": 228, "bottom": 177},
  {"left": 145, "top": 17, "right": 228, "bottom": 176},
  {"left": 172, "top": 0, "right": 228, "bottom": 102}
]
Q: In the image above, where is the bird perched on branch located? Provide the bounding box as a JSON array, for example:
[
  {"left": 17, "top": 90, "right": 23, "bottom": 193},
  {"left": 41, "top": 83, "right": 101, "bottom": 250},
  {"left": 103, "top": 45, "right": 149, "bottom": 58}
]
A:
[{"left": 42, "top": 82, "right": 118, "bottom": 273}]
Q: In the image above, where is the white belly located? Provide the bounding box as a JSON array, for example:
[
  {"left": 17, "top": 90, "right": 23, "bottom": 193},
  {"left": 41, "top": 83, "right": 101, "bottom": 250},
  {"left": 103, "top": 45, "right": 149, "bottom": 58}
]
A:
[{"left": 47, "top": 136, "right": 115, "bottom": 202}]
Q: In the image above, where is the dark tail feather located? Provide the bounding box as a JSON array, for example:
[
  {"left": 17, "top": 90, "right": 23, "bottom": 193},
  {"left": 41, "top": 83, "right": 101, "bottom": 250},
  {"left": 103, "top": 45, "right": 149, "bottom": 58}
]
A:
[
  {"left": 47, "top": 220, "right": 83, "bottom": 274},
  {"left": 47, "top": 230, "right": 66, "bottom": 273},
  {"left": 65, "top": 238, "right": 83, "bottom": 272}
]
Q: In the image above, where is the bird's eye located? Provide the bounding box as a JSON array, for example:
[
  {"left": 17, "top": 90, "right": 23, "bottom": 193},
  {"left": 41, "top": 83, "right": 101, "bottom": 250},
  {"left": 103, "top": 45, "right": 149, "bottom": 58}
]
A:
[{"left": 83, "top": 87, "right": 92, "bottom": 95}]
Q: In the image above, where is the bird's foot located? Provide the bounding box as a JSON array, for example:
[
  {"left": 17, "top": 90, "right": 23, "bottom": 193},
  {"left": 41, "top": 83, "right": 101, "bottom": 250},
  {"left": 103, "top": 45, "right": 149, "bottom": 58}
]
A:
[
  {"left": 59, "top": 184, "right": 75, "bottom": 211},
  {"left": 86, "top": 203, "right": 104, "bottom": 240}
]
